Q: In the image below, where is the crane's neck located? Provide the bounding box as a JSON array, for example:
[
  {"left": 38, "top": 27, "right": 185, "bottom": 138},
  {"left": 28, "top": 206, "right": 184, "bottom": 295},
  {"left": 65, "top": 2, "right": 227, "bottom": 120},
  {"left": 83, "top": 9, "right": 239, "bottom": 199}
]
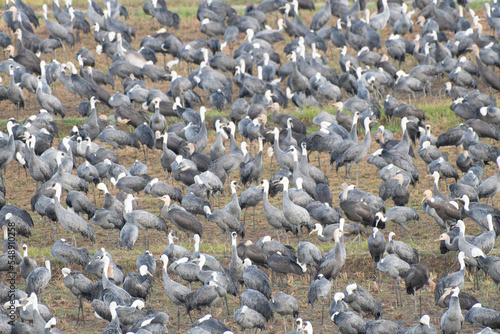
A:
[
  {"left": 458, "top": 255, "right": 465, "bottom": 270},
  {"left": 90, "top": 97, "right": 97, "bottom": 111},
  {"left": 316, "top": 224, "right": 324, "bottom": 237},
  {"left": 110, "top": 304, "right": 117, "bottom": 320},
  {"left": 102, "top": 256, "right": 110, "bottom": 281},
  {"left": 31, "top": 296, "right": 39, "bottom": 312},
  {"left": 193, "top": 237, "right": 200, "bottom": 253},
  {"left": 334, "top": 232, "right": 342, "bottom": 244},
  {"left": 488, "top": 216, "right": 494, "bottom": 231},
  {"left": 433, "top": 173, "right": 439, "bottom": 186},
  {"left": 124, "top": 197, "right": 134, "bottom": 214},
  {"left": 54, "top": 184, "right": 62, "bottom": 202},
  {"left": 262, "top": 181, "right": 269, "bottom": 195},
  {"left": 282, "top": 179, "right": 289, "bottom": 193},
  {"left": 168, "top": 233, "right": 174, "bottom": 245},
  {"left": 23, "top": 247, "right": 28, "bottom": 258},
  {"left": 162, "top": 258, "right": 169, "bottom": 274},
  {"left": 462, "top": 196, "right": 469, "bottom": 211},
  {"left": 198, "top": 256, "right": 206, "bottom": 269}
]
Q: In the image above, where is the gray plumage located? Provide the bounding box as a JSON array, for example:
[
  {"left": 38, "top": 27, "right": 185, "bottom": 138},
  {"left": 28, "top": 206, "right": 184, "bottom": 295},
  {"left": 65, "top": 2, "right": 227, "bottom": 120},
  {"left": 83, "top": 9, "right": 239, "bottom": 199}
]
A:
[
  {"left": 332, "top": 311, "right": 366, "bottom": 334},
  {"left": 270, "top": 292, "right": 298, "bottom": 318},
  {"left": 365, "top": 319, "right": 406, "bottom": 333},
  {"left": 164, "top": 232, "right": 191, "bottom": 262},
  {"left": 65, "top": 190, "right": 95, "bottom": 220},
  {"left": 465, "top": 303, "right": 500, "bottom": 329},
  {"left": 368, "top": 227, "right": 385, "bottom": 264},
  {"left": 297, "top": 241, "right": 322, "bottom": 273},
  {"left": 243, "top": 265, "right": 271, "bottom": 299},
  {"left": 307, "top": 274, "right": 331, "bottom": 321},
  {"left": 377, "top": 254, "right": 411, "bottom": 280},
  {"left": 20, "top": 244, "right": 38, "bottom": 280},
  {"left": 434, "top": 252, "right": 466, "bottom": 303},
  {"left": 385, "top": 232, "right": 419, "bottom": 264},
  {"left": 440, "top": 287, "right": 463, "bottom": 334},
  {"left": 62, "top": 267, "right": 93, "bottom": 325},
  {"left": 403, "top": 315, "right": 437, "bottom": 334},
  {"left": 123, "top": 265, "right": 154, "bottom": 300},
  {"left": 160, "top": 254, "right": 191, "bottom": 324},
  {"left": 344, "top": 283, "right": 382, "bottom": 319},
  {"left": 478, "top": 157, "right": 500, "bottom": 201},
  {"left": 26, "top": 260, "right": 51, "bottom": 296},
  {"left": 279, "top": 177, "right": 313, "bottom": 232},
  {"left": 51, "top": 239, "right": 91, "bottom": 266},
  {"left": 204, "top": 206, "right": 244, "bottom": 238},
  {"left": 50, "top": 183, "right": 96, "bottom": 244},
  {"left": 234, "top": 305, "right": 266, "bottom": 331},
  {"left": 120, "top": 222, "right": 138, "bottom": 250},
  {"left": 241, "top": 288, "right": 273, "bottom": 321}
]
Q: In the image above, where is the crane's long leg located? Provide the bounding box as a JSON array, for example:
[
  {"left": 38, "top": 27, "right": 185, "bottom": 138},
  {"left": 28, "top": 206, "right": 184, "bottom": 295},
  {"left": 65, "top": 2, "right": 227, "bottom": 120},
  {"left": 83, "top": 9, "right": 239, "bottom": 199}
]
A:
[
  {"left": 401, "top": 224, "right": 414, "bottom": 242},
  {"left": 398, "top": 277, "right": 403, "bottom": 307},
  {"left": 177, "top": 306, "right": 180, "bottom": 331},
  {"left": 322, "top": 298, "right": 325, "bottom": 324},
  {"left": 355, "top": 162, "right": 360, "bottom": 187},
  {"left": 75, "top": 297, "right": 81, "bottom": 325},
  {"left": 224, "top": 296, "right": 230, "bottom": 315},
  {"left": 413, "top": 288, "right": 417, "bottom": 318},
  {"left": 252, "top": 206, "right": 256, "bottom": 231},
  {"left": 419, "top": 289, "right": 422, "bottom": 317}
]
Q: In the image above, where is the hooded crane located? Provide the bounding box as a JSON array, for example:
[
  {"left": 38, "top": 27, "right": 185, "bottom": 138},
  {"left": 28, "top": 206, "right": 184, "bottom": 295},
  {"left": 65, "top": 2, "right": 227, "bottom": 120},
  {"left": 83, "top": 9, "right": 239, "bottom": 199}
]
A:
[
  {"left": 368, "top": 227, "right": 385, "bottom": 282},
  {"left": 26, "top": 260, "right": 51, "bottom": 299},
  {"left": 42, "top": 4, "right": 74, "bottom": 51},
  {"left": 20, "top": 244, "right": 37, "bottom": 280},
  {"left": 377, "top": 254, "right": 410, "bottom": 307},
  {"left": 440, "top": 286, "right": 463, "bottom": 334},
  {"left": 317, "top": 228, "right": 346, "bottom": 291},
  {"left": 385, "top": 231, "right": 419, "bottom": 264},
  {"left": 336, "top": 117, "right": 373, "bottom": 186},
  {"left": 160, "top": 194, "right": 203, "bottom": 237},
  {"left": 465, "top": 303, "right": 500, "bottom": 330},
  {"left": 259, "top": 179, "right": 293, "bottom": 241},
  {"left": 343, "top": 282, "right": 382, "bottom": 319},
  {"left": 405, "top": 263, "right": 434, "bottom": 317},
  {"left": 279, "top": 176, "right": 313, "bottom": 240},
  {"left": 160, "top": 254, "right": 192, "bottom": 330},
  {"left": 307, "top": 274, "right": 331, "bottom": 324},
  {"left": 98, "top": 254, "right": 134, "bottom": 306},
  {"left": 48, "top": 183, "right": 96, "bottom": 245},
  {"left": 123, "top": 265, "right": 154, "bottom": 300},
  {"left": 434, "top": 252, "right": 466, "bottom": 303},
  {"left": 61, "top": 267, "right": 93, "bottom": 325}
]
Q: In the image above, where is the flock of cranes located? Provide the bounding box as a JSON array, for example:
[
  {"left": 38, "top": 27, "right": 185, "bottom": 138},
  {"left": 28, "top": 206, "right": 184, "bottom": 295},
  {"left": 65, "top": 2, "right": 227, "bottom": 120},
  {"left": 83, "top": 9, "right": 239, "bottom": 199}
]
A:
[{"left": 1, "top": 0, "right": 500, "bottom": 332}]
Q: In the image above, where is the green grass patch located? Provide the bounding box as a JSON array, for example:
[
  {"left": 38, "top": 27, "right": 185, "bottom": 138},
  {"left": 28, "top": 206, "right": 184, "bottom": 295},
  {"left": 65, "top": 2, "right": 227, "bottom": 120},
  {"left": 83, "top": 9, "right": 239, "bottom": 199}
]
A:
[
  {"left": 383, "top": 102, "right": 459, "bottom": 133},
  {"left": 176, "top": 6, "right": 200, "bottom": 19},
  {"left": 468, "top": 0, "right": 487, "bottom": 11}
]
